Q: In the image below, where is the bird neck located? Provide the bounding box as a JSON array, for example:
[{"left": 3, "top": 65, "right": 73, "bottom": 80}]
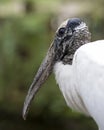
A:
[
  {"left": 62, "top": 54, "right": 73, "bottom": 64},
  {"left": 62, "top": 38, "right": 90, "bottom": 65}
]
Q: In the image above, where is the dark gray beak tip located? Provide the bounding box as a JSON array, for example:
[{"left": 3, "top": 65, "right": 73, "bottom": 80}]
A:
[
  {"left": 23, "top": 114, "right": 26, "bottom": 120},
  {"left": 22, "top": 92, "right": 33, "bottom": 120},
  {"left": 22, "top": 108, "right": 26, "bottom": 120},
  {"left": 22, "top": 101, "right": 28, "bottom": 120}
]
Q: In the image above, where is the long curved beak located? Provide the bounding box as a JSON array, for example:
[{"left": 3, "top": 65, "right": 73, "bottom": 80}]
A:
[{"left": 22, "top": 43, "right": 55, "bottom": 120}]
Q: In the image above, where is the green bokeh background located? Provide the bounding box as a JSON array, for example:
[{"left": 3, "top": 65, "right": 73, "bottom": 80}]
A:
[{"left": 0, "top": 0, "right": 103, "bottom": 130}]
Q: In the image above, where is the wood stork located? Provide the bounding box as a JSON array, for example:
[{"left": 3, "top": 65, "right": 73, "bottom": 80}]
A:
[{"left": 23, "top": 18, "right": 104, "bottom": 130}]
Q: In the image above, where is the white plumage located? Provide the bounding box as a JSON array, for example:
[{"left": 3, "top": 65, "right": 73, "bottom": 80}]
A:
[{"left": 54, "top": 40, "right": 104, "bottom": 130}]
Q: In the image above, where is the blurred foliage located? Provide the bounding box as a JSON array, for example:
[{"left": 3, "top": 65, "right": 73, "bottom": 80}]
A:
[{"left": 0, "top": 0, "right": 103, "bottom": 130}]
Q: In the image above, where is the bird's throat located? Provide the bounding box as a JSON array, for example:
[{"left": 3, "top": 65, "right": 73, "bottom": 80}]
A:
[{"left": 61, "top": 37, "right": 91, "bottom": 65}]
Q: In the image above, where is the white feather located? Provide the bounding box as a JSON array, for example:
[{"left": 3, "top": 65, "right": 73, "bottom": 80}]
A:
[{"left": 54, "top": 40, "right": 104, "bottom": 130}]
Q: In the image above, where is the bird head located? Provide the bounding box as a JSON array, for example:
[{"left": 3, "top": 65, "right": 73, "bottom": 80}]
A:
[{"left": 22, "top": 18, "right": 91, "bottom": 119}]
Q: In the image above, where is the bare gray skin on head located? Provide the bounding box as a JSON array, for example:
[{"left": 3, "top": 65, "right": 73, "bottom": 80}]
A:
[{"left": 22, "top": 18, "right": 91, "bottom": 119}]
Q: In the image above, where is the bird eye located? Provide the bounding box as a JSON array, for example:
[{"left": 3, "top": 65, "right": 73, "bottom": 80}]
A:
[{"left": 58, "top": 27, "right": 66, "bottom": 37}]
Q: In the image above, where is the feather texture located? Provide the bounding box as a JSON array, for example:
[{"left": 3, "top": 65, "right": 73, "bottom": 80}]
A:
[{"left": 54, "top": 40, "right": 104, "bottom": 130}]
